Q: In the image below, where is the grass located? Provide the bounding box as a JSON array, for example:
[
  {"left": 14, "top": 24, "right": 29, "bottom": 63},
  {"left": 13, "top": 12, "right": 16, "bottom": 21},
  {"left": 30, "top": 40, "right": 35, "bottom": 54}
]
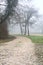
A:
[
  {"left": 0, "top": 34, "right": 43, "bottom": 44},
  {"left": 15, "top": 34, "right": 43, "bottom": 43},
  {"left": 26, "top": 35, "right": 43, "bottom": 43}
]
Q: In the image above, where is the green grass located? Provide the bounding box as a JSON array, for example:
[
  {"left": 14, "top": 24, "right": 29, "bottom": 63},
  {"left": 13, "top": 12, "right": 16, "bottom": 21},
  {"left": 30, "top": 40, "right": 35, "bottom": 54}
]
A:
[
  {"left": 1, "top": 34, "right": 43, "bottom": 44},
  {"left": 15, "top": 34, "right": 43, "bottom": 43},
  {"left": 26, "top": 35, "right": 43, "bottom": 43}
]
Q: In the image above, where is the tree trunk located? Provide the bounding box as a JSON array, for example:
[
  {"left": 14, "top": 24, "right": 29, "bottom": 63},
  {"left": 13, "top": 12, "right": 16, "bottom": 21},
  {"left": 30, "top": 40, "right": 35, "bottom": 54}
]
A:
[
  {"left": 28, "top": 23, "right": 29, "bottom": 36},
  {"left": 20, "top": 23, "right": 23, "bottom": 35},
  {"left": 24, "top": 23, "right": 26, "bottom": 35},
  {"left": 28, "top": 26, "right": 29, "bottom": 36},
  {"left": 0, "top": 22, "right": 8, "bottom": 39}
]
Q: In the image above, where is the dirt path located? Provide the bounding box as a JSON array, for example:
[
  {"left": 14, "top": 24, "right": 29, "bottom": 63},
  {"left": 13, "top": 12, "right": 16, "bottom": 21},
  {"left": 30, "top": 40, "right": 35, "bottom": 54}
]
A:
[{"left": 0, "top": 36, "right": 39, "bottom": 65}]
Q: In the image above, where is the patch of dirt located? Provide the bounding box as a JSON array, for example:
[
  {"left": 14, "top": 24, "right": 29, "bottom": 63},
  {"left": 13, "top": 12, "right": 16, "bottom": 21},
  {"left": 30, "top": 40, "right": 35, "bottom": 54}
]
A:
[{"left": 0, "top": 36, "right": 43, "bottom": 65}]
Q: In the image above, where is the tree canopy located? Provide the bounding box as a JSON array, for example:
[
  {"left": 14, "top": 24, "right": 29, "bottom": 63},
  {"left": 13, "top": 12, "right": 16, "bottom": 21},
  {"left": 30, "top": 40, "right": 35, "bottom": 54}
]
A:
[{"left": 0, "top": 0, "right": 18, "bottom": 24}]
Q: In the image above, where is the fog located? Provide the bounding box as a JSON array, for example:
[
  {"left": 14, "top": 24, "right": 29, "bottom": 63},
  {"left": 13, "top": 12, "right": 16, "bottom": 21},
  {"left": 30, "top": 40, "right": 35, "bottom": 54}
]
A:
[
  {"left": 0, "top": 0, "right": 43, "bottom": 35},
  {"left": 33, "top": 0, "right": 43, "bottom": 15},
  {"left": 8, "top": 0, "right": 43, "bottom": 35}
]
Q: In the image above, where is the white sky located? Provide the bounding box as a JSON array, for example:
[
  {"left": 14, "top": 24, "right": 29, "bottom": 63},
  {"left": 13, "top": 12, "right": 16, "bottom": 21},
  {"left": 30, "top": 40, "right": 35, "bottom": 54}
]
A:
[
  {"left": 33, "top": 0, "right": 43, "bottom": 14},
  {"left": 19, "top": 0, "right": 43, "bottom": 15},
  {"left": 0, "top": 0, "right": 43, "bottom": 15}
]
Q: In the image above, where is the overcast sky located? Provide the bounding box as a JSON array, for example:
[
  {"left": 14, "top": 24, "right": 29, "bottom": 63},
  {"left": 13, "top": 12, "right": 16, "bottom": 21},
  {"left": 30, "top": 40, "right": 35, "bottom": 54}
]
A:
[
  {"left": 33, "top": 0, "right": 43, "bottom": 15},
  {"left": 0, "top": 0, "right": 43, "bottom": 15},
  {"left": 19, "top": 0, "right": 43, "bottom": 15}
]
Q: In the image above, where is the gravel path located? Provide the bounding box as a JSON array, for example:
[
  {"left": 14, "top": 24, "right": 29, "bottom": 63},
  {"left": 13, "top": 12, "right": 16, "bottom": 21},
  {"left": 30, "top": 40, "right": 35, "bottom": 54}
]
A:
[{"left": 0, "top": 36, "right": 42, "bottom": 65}]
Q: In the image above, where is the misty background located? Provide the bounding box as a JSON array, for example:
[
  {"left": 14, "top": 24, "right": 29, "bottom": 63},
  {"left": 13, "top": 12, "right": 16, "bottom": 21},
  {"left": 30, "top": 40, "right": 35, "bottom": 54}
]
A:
[
  {"left": 0, "top": 0, "right": 43, "bottom": 36},
  {"left": 7, "top": 0, "right": 43, "bottom": 35}
]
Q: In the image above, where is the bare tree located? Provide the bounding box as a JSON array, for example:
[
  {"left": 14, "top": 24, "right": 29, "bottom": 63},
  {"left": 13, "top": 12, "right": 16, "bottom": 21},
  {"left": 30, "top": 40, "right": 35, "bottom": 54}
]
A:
[
  {"left": 25, "top": 7, "right": 38, "bottom": 35},
  {"left": 0, "top": 0, "right": 18, "bottom": 38},
  {"left": 13, "top": 1, "right": 38, "bottom": 35}
]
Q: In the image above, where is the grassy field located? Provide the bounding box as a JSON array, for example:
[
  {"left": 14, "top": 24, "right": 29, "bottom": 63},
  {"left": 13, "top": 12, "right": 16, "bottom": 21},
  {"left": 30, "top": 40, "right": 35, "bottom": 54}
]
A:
[
  {"left": 14, "top": 34, "right": 43, "bottom": 43},
  {"left": 0, "top": 34, "right": 43, "bottom": 43},
  {"left": 26, "top": 35, "right": 43, "bottom": 43}
]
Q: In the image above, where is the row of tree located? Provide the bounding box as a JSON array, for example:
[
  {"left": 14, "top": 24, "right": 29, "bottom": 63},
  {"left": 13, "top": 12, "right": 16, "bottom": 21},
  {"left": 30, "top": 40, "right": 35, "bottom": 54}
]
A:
[
  {"left": 12, "top": 0, "right": 39, "bottom": 35},
  {"left": 0, "top": 0, "right": 40, "bottom": 38}
]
